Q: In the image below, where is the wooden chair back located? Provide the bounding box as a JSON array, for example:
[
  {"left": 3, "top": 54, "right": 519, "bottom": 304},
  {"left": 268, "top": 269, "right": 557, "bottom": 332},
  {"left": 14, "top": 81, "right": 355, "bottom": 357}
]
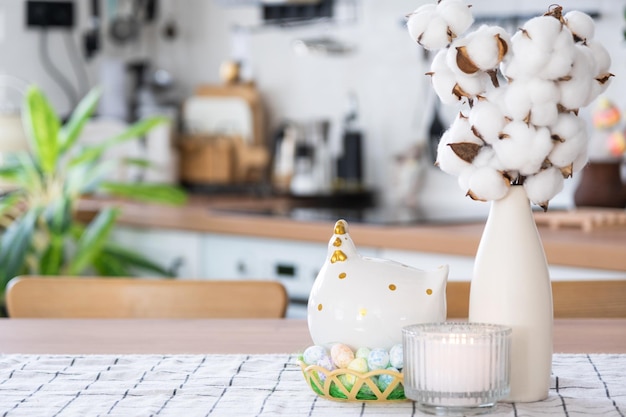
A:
[
  {"left": 6, "top": 276, "right": 288, "bottom": 319},
  {"left": 446, "top": 280, "right": 626, "bottom": 318}
]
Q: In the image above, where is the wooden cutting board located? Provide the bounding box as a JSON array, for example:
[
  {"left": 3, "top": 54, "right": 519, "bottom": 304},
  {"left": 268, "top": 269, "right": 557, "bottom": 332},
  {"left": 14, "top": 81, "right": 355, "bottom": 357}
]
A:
[{"left": 533, "top": 208, "right": 626, "bottom": 232}]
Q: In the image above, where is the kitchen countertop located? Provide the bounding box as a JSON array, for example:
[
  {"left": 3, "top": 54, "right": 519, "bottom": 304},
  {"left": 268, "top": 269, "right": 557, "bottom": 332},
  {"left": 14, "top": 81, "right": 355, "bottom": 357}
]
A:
[{"left": 78, "top": 195, "right": 626, "bottom": 272}]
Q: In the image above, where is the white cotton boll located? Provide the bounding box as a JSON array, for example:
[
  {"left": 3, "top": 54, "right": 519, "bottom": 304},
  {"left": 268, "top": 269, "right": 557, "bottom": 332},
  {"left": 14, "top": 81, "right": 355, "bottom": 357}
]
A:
[
  {"left": 586, "top": 40, "right": 611, "bottom": 74},
  {"left": 436, "top": 115, "right": 481, "bottom": 176},
  {"left": 467, "top": 166, "right": 510, "bottom": 201},
  {"left": 523, "top": 167, "right": 564, "bottom": 206},
  {"left": 522, "top": 16, "right": 562, "bottom": 50},
  {"left": 527, "top": 79, "right": 560, "bottom": 105},
  {"left": 446, "top": 38, "right": 473, "bottom": 75},
  {"left": 429, "top": 50, "right": 460, "bottom": 105},
  {"left": 549, "top": 129, "right": 588, "bottom": 168},
  {"left": 530, "top": 102, "right": 559, "bottom": 127},
  {"left": 572, "top": 146, "right": 589, "bottom": 173},
  {"left": 420, "top": 16, "right": 453, "bottom": 50},
  {"left": 431, "top": 71, "right": 461, "bottom": 105},
  {"left": 504, "top": 82, "right": 532, "bottom": 121},
  {"left": 407, "top": 4, "right": 437, "bottom": 45},
  {"left": 448, "top": 113, "right": 481, "bottom": 143},
  {"left": 437, "top": 0, "right": 474, "bottom": 39},
  {"left": 550, "top": 112, "right": 584, "bottom": 142},
  {"left": 441, "top": 45, "right": 489, "bottom": 99},
  {"left": 455, "top": 71, "right": 489, "bottom": 98},
  {"left": 457, "top": 167, "right": 474, "bottom": 192},
  {"left": 502, "top": 34, "right": 550, "bottom": 79},
  {"left": 469, "top": 100, "right": 505, "bottom": 144},
  {"left": 518, "top": 126, "right": 554, "bottom": 175},
  {"left": 437, "top": 131, "right": 468, "bottom": 176},
  {"left": 493, "top": 123, "right": 552, "bottom": 174},
  {"left": 470, "top": 26, "right": 510, "bottom": 70},
  {"left": 559, "top": 77, "right": 592, "bottom": 111},
  {"left": 558, "top": 46, "right": 594, "bottom": 110},
  {"left": 564, "top": 10, "right": 595, "bottom": 42},
  {"left": 583, "top": 41, "right": 613, "bottom": 106},
  {"left": 586, "top": 76, "right": 612, "bottom": 107},
  {"left": 538, "top": 29, "right": 576, "bottom": 80},
  {"left": 473, "top": 146, "right": 505, "bottom": 171}
]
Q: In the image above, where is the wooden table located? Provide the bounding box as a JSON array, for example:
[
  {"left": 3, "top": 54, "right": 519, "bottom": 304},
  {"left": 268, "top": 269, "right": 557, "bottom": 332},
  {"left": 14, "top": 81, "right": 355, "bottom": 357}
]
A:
[{"left": 1, "top": 318, "right": 624, "bottom": 354}]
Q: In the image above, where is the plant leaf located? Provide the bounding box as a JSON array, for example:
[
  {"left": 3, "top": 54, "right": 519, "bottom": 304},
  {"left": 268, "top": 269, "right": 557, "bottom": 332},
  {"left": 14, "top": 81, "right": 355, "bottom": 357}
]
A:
[
  {"left": 100, "top": 182, "right": 187, "bottom": 205},
  {"left": 40, "top": 234, "right": 65, "bottom": 275},
  {"left": 59, "top": 87, "right": 102, "bottom": 155},
  {"left": 43, "top": 195, "right": 73, "bottom": 235},
  {"left": 67, "top": 207, "right": 120, "bottom": 275},
  {"left": 0, "top": 207, "right": 39, "bottom": 290},
  {"left": 122, "top": 158, "right": 154, "bottom": 169},
  {"left": 0, "top": 192, "right": 24, "bottom": 218},
  {"left": 66, "top": 159, "right": 116, "bottom": 196},
  {"left": 22, "top": 86, "right": 60, "bottom": 174},
  {"left": 68, "top": 116, "right": 168, "bottom": 167},
  {"left": 92, "top": 252, "right": 132, "bottom": 277},
  {"left": 102, "top": 243, "right": 174, "bottom": 277}
]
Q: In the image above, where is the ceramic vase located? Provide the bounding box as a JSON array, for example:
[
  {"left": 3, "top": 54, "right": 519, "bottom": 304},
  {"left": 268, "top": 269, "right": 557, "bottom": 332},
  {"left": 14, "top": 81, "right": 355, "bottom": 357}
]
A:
[{"left": 469, "top": 185, "right": 553, "bottom": 402}]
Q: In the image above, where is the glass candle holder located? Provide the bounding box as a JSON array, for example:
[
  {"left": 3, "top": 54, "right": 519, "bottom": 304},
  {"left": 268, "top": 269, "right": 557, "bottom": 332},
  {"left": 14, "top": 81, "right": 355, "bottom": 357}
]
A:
[{"left": 402, "top": 322, "right": 511, "bottom": 416}]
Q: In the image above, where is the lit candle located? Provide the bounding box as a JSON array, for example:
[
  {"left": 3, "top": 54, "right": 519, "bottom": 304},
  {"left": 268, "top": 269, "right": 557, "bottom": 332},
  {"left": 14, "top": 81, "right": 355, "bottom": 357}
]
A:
[{"left": 403, "top": 322, "right": 511, "bottom": 415}]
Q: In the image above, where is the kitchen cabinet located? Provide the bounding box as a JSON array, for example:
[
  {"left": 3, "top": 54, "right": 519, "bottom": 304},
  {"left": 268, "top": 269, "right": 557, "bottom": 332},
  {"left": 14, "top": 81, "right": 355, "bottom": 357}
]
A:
[
  {"left": 380, "top": 249, "right": 626, "bottom": 281},
  {"left": 201, "top": 232, "right": 379, "bottom": 299},
  {"left": 110, "top": 227, "right": 203, "bottom": 279}
]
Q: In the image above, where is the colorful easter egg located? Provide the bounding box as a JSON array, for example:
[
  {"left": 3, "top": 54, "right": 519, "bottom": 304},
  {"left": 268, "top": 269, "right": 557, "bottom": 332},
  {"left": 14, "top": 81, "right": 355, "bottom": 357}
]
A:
[
  {"left": 607, "top": 131, "right": 626, "bottom": 157},
  {"left": 378, "top": 367, "right": 399, "bottom": 391},
  {"left": 339, "top": 357, "right": 369, "bottom": 390},
  {"left": 302, "top": 345, "right": 328, "bottom": 366},
  {"left": 355, "top": 347, "right": 371, "bottom": 359},
  {"left": 592, "top": 98, "right": 621, "bottom": 129},
  {"left": 330, "top": 343, "right": 354, "bottom": 369},
  {"left": 367, "top": 348, "right": 390, "bottom": 370},
  {"left": 389, "top": 344, "right": 404, "bottom": 369},
  {"left": 316, "top": 355, "right": 335, "bottom": 382},
  {"left": 308, "top": 220, "right": 448, "bottom": 350}
]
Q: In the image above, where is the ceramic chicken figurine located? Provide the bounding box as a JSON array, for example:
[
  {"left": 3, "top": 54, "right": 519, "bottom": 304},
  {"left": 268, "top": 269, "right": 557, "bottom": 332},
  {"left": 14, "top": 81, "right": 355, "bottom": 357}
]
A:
[{"left": 307, "top": 219, "right": 448, "bottom": 350}]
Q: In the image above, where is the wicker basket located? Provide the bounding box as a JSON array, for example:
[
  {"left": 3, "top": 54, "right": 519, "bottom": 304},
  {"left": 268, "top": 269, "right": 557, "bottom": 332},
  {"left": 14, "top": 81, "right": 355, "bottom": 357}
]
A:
[{"left": 299, "top": 361, "right": 406, "bottom": 401}]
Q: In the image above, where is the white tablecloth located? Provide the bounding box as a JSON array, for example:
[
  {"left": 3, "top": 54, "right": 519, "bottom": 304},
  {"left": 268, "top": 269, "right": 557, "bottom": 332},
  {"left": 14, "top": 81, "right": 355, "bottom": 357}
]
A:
[{"left": 0, "top": 353, "right": 624, "bottom": 416}]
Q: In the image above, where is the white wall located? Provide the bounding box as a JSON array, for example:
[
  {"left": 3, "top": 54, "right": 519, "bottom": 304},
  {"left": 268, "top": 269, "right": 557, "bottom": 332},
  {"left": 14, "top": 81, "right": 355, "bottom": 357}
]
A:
[{"left": 0, "top": 0, "right": 624, "bottom": 210}]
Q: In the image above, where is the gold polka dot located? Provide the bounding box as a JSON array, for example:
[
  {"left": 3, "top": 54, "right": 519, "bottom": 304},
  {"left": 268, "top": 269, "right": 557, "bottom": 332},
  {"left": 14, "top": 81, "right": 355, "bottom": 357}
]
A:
[
  {"left": 426, "top": 288, "right": 433, "bottom": 295},
  {"left": 359, "top": 308, "right": 367, "bottom": 317},
  {"left": 338, "top": 272, "right": 347, "bottom": 279},
  {"left": 317, "top": 304, "right": 323, "bottom": 311},
  {"left": 333, "top": 237, "right": 342, "bottom": 247},
  {"left": 331, "top": 250, "right": 347, "bottom": 263},
  {"left": 334, "top": 221, "right": 346, "bottom": 235},
  {"left": 389, "top": 284, "right": 397, "bottom": 291}
]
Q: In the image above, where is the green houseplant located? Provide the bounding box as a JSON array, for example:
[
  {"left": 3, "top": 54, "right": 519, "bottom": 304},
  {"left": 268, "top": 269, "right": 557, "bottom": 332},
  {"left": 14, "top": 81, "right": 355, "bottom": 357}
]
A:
[{"left": 0, "top": 85, "right": 187, "bottom": 307}]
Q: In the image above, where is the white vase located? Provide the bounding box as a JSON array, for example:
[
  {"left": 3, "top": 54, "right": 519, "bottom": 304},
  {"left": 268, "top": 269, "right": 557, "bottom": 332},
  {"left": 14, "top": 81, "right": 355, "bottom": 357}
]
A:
[{"left": 469, "top": 185, "right": 553, "bottom": 402}]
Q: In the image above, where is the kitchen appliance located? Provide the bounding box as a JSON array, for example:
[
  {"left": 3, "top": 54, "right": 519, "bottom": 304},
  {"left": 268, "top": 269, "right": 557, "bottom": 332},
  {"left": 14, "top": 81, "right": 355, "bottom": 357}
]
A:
[{"left": 179, "top": 83, "right": 269, "bottom": 190}]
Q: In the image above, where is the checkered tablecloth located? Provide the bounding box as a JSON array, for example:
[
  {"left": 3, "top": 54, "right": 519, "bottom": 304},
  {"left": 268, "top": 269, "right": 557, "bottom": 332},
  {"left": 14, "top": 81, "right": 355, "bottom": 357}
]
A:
[{"left": 0, "top": 353, "right": 624, "bottom": 416}]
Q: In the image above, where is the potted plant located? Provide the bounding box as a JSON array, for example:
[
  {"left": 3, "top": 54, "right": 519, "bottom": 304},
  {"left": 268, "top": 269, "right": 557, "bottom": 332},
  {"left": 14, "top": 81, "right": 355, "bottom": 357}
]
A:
[{"left": 0, "top": 85, "right": 187, "bottom": 311}]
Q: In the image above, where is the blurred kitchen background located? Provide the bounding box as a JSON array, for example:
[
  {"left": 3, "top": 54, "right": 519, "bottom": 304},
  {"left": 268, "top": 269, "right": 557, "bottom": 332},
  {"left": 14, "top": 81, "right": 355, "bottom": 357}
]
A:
[{"left": 0, "top": 0, "right": 625, "bottom": 217}]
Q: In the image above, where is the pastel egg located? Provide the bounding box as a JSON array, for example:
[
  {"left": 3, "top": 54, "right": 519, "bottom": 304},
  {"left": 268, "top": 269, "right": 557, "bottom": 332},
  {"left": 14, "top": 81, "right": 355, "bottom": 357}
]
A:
[
  {"left": 316, "top": 355, "right": 335, "bottom": 382},
  {"left": 389, "top": 344, "right": 404, "bottom": 369},
  {"left": 340, "top": 357, "right": 369, "bottom": 390},
  {"left": 355, "top": 347, "right": 371, "bottom": 359},
  {"left": 331, "top": 343, "right": 355, "bottom": 368},
  {"left": 367, "top": 348, "right": 390, "bottom": 370},
  {"left": 378, "top": 366, "right": 399, "bottom": 391},
  {"left": 348, "top": 357, "right": 369, "bottom": 373},
  {"left": 303, "top": 345, "right": 328, "bottom": 366}
]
